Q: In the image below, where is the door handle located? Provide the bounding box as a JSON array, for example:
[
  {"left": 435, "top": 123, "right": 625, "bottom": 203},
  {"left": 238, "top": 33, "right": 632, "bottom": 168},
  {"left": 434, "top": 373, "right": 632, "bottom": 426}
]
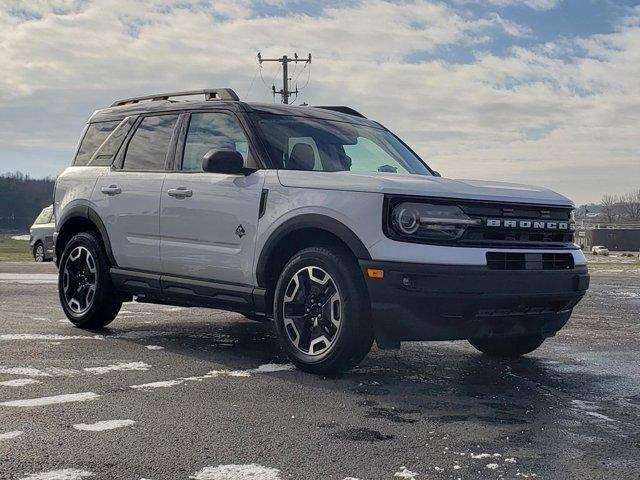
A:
[
  {"left": 101, "top": 185, "right": 121, "bottom": 196},
  {"left": 167, "top": 187, "right": 193, "bottom": 198}
]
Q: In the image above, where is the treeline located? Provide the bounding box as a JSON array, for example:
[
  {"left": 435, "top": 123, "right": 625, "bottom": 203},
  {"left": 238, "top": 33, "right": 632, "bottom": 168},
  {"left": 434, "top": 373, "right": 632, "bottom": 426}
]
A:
[
  {"left": 0, "top": 172, "right": 55, "bottom": 231},
  {"left": 577, "top": 188, "right": 640, "bottom": 224},
  {"left": 600, "top": 189, "right": 640, "bottom": 224}
]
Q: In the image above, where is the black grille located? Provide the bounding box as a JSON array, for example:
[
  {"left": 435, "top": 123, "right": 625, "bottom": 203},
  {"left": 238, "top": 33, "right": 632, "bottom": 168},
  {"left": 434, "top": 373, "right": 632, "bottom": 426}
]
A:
[
  {"left": 459, "top": 203, "right": 574, "bottom": 247},
  {"left": 486, "top": 252, "right": 574, "bottom": 270},
  {"left": 384, "top": 196, "right": 576, "bottom": 248}
]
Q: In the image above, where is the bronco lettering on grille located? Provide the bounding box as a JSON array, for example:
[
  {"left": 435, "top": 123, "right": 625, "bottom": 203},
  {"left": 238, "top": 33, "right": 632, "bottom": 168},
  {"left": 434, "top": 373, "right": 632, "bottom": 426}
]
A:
[{"left": 485, "top": 219, "right": 574, "bottom": 231}]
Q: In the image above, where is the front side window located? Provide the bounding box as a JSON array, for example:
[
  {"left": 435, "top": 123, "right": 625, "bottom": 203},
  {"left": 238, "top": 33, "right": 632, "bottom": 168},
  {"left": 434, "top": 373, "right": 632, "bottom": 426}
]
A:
[
  {"left": 252, "top": 114, "right": 432, "bottom": 175},
  {"left": 182, "top": 112, "right": 249, "bottom": 172},
  {"left": 123, "top": 115, "right": 178, "bottom": 171},
  {"left": 74, "top": 121, "right": 120, "bottom": 166}
]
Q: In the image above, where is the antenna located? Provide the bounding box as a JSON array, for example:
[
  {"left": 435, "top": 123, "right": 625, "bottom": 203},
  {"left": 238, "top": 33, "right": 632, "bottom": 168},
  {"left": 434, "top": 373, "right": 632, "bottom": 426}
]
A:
[{"left": 257, "top": 52, "right": 312, "bottom": 104}]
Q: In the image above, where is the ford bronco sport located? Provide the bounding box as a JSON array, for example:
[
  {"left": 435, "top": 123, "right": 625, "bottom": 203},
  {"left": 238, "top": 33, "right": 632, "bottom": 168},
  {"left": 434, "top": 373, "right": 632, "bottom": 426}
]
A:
[{"left": 54, "top": 88, "right": 590, "bottom": 373}]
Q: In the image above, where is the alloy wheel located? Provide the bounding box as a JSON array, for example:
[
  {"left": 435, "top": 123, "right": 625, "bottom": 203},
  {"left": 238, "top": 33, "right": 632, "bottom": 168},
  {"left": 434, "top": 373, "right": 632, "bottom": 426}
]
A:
[
  {"left": 282, "top": 266, "right": 342, "bottom": 356},
  {"left": 35, "top": 245, "right": 44, "bottom": 262},
  {"left": 62, "top": 246, "right": 97, "bottom": 315}
]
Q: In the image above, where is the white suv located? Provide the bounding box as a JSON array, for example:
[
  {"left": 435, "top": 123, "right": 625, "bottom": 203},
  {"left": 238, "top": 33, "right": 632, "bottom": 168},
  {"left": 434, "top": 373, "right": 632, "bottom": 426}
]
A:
[{"left": 53, "top": 88, "right": 589, "bottom": 373}]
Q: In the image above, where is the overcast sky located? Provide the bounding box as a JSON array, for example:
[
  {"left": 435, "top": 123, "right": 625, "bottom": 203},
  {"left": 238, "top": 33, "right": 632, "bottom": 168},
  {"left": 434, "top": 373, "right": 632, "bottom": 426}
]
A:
[{"left": 1, "top": 0, "right": 639, "bottom": 204}]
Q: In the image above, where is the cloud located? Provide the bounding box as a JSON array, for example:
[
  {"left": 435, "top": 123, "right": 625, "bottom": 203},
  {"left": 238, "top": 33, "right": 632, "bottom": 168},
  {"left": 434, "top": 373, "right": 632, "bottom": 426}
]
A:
[{"left": 0, "top": 0, "right": 638, "bottom": 204}]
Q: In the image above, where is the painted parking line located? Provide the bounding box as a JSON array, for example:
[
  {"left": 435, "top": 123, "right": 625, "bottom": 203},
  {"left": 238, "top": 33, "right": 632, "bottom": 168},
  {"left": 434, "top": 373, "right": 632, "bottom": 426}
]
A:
[{"left": 0, "top": 273, "right": 57, "bottom": 284}]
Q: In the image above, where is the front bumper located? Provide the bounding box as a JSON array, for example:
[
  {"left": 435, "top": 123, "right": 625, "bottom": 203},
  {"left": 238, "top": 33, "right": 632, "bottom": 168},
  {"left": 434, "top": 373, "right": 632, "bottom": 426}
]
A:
[{"left": 360, "top": 260, "right": 589, "bottom": 347}]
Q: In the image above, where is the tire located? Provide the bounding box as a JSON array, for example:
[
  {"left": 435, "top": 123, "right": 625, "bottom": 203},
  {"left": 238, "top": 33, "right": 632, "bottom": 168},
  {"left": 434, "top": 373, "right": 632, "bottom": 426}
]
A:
[
  {"left": 33, "top": 242, "right": 45, "bottom": 263},
  {"left": 58, "top": 231, "right": 121, "bottom": 329},
  {"left": 273, "top": 246, "right": 374, "bottom": 374},
  {"left": 469, "top": 335, "right": 545, "bottom": 358}
]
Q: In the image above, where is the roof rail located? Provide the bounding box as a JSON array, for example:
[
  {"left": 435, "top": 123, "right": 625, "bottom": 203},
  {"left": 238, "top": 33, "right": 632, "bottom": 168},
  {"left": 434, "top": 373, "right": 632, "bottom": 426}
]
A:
[
  {"left": 111, "top": 88, "right": 239, "bottom": 107},
  {"left": 313, "top": 106, "right": 366, "bottom": 118}
]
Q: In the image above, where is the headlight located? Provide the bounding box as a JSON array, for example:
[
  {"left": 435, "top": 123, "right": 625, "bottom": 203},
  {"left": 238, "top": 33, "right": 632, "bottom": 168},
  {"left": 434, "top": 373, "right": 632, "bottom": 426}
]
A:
[{"left": 390, "top": 202, "right": 480, "bottom": 241}]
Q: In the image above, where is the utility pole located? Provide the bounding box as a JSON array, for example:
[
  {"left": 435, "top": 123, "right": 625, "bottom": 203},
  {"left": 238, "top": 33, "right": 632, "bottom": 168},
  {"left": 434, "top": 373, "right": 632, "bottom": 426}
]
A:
[{"left": 258, "top": 52, "right": 312, "bottom": 104}]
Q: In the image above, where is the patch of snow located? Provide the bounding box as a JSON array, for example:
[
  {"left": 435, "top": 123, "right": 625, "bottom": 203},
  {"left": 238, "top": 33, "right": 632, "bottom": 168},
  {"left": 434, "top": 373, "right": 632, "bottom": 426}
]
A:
[
  {"left": 145, "top": 345, "right": 164, "bottom": 350},
  {"left": 486, "top": 464, "right": 499, "bottom": 470},
  {"left": 189, "top": 464, "right": 281, "bottom": 480},
  {"left": 11, "top": 235, "right": 30, "bottom": 241},
  {"left": 571, "top": 399, "right": 617, "bottom": 423},
  {"left": 73, "top": 419, "right": 136, "bottom": 431},
  {"left": 1, "top": 392, "right": 99, "bottom": 407},
  {"left": 505, "top": 458, "right": 517, "bottom": 464},
  {"left": 471, "top": 453, "right": 501, "bottom": 459},
  {"left": 394, "top": 467, "right": 418, "bottom": 479},
  {"left": 0, "top": 366, "right": 79, "bottom": 378},
  {"left": 0, "top": 430, "right": 23, "bottom": 440},
  {"left": 84, "top": 362, "right": 151, "bottom": 375},
  {"left": 252, "top": 363, "right": 295, "bottom": 373},
  {"left": 130, "top": 380, "right": 184, "bottom": 390},
  {"left": 0, "top": 378, "right": 41, "bottom": 386},
  {"left": 129, "top": 364, "right": 291, "bottom": 391},
  {"left": 18, "top": 469, "right": 94, "bottom": 480}
]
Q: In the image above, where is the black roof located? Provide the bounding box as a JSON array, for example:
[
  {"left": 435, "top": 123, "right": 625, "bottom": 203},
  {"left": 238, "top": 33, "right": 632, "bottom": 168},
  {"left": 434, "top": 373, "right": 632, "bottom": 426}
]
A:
[{"left": 89, "top": 98, "right": 378, "bottom": 127}]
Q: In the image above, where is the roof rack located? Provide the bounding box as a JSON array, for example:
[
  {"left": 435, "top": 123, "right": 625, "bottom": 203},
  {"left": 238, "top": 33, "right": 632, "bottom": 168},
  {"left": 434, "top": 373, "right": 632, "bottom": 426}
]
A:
[
  {"left": 111, "top": 88, "right": 239, "bottom": 107},
  {"left": 313, "top": 106, "right": 366, "bottom": 118}
]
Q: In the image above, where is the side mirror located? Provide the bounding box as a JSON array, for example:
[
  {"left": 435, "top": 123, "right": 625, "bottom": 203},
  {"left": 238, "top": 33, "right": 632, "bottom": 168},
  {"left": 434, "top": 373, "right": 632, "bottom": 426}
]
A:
[
  {"left": 433, "top": 170, "right": 441, "bottom": 177},
  {"left": 202, "top": 149, "right": 246, "bottom": 175}
]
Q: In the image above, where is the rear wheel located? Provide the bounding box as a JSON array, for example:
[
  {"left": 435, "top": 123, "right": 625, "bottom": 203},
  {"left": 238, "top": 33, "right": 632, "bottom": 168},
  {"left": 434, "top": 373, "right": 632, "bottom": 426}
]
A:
[
  {"left": 273, "top": 246, "right": 374, "bottom": 374},
  {"left": 469, "top": 335, "right": 545, "bottom": 357},
  {"left": 33, "top": 242, "right": 45, "bottom": 262},
  {"left": 58, "top": 232, "right": 121, "bottom": 329}
]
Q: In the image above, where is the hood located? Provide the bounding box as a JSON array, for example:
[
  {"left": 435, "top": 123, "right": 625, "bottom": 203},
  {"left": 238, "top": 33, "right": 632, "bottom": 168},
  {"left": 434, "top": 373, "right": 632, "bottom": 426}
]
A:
[{"left": 277, "top": 171, "right": 573, "bottom": 207}]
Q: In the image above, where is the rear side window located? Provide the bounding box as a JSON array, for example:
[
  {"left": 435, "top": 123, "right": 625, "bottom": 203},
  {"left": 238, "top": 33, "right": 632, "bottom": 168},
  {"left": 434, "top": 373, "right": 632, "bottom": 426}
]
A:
[
  {"left": 123, "top": 115, "right": 178, "bottom": 171},
  {"left": 74, "top": 121, "right": 120, "bottom": 166},
  {"left": 88, "top": 117, "right": 136, "bottom": 166}
]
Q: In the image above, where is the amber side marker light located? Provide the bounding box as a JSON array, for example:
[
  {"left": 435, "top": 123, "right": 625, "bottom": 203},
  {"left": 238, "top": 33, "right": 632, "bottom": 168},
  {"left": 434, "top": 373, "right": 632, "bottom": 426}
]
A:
[{"left": 367, "top": 268, "right": 384, "bottom": 279}]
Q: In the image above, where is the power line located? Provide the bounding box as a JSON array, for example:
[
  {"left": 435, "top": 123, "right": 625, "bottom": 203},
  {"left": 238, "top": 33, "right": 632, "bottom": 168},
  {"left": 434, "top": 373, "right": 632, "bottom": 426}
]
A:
[{"left": 257, "top": 52, "right": 312, "bottom": 104}]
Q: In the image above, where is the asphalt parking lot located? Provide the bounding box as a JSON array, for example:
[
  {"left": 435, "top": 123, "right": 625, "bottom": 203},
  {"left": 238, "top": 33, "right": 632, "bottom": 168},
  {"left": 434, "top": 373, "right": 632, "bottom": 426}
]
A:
[{"left": 0, "top": 261, "right": 638, "bottom": 480}]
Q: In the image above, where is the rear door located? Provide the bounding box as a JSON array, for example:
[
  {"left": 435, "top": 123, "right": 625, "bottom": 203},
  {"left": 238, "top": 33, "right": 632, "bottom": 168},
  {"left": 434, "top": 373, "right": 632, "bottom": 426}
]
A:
[
  {"left": 160, "top": 110, "right": 264, "bottom": 286},
  {"left": 91, "top": 114, "right": 180, "bottom": 272}
]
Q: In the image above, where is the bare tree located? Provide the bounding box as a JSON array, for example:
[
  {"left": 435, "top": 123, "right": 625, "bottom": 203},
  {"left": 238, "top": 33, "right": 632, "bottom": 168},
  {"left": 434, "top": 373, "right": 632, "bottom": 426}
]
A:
[
  {"left": 619, "top": 189, "right": 640, "bottom": 222},
  {"left": 600, "top": 194, "right": 619, "bottom": 223}
]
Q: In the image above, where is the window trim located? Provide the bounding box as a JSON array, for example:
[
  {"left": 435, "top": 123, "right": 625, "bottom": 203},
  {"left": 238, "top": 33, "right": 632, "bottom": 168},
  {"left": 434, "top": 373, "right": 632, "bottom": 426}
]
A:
[
  {"left": 113, "top": 113, "right": 183, "bottom": 173},
  {"left": 173, "top": 109, "right": 264, "bottom": 174}
]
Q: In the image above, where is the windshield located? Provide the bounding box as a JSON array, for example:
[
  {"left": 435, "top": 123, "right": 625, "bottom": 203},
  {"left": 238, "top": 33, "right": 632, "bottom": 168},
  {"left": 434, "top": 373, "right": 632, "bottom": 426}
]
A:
[{"left": 252, "top": 113, "right": 432, "bottom": 175}]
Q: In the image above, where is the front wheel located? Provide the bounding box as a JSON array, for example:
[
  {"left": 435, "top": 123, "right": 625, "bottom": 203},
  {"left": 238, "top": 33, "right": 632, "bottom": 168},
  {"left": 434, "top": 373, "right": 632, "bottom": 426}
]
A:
[
  {"left": 469, "top": 335, "right": 545, "bottom": 358},
  {"left": 273, "top": 246, "right": 374, "bottom": 374},
  {"left": 58, "top": 232, "right": 121, "bottom": 329}
]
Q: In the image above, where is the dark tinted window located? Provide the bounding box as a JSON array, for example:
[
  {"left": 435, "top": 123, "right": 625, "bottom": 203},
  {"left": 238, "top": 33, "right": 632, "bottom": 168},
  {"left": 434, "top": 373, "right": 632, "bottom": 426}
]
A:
[
  {"left": 123, "top": 115, "right": 178, "bottom": 171},
  {"left": 182, "top": 112, "right": 249, "bottom": 172},
  {"left": 88, "top": 117, "right": 136, "bottom": 166},
  {"left": 74, "top": 121, "right": 119, "bottom": 166}
]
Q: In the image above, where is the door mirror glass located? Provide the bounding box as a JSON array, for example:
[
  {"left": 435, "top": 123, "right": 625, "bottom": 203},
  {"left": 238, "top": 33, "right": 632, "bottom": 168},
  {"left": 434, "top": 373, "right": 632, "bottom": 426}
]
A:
[{"left": 202, "top": 149, "right": 245, "bottom": 174}]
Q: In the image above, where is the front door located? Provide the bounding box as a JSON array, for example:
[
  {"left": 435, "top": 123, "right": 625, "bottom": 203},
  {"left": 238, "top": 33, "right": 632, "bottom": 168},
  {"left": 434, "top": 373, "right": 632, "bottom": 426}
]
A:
[
  {"left": 160, "top": 111, "right": 264, "bottom": 286},
  {"left": 92, "top": 114, "right": 179, "bottom": 272}
]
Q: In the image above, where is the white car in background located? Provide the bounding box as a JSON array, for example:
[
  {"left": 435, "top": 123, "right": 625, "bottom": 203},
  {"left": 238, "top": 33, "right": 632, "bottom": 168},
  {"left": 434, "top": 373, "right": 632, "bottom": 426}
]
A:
[
  {"left": 591, "top": 245, "right": 610, "bottom": 256},
  {"left": 30, "top": 205, "right": 55, "bottom": 262}
]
